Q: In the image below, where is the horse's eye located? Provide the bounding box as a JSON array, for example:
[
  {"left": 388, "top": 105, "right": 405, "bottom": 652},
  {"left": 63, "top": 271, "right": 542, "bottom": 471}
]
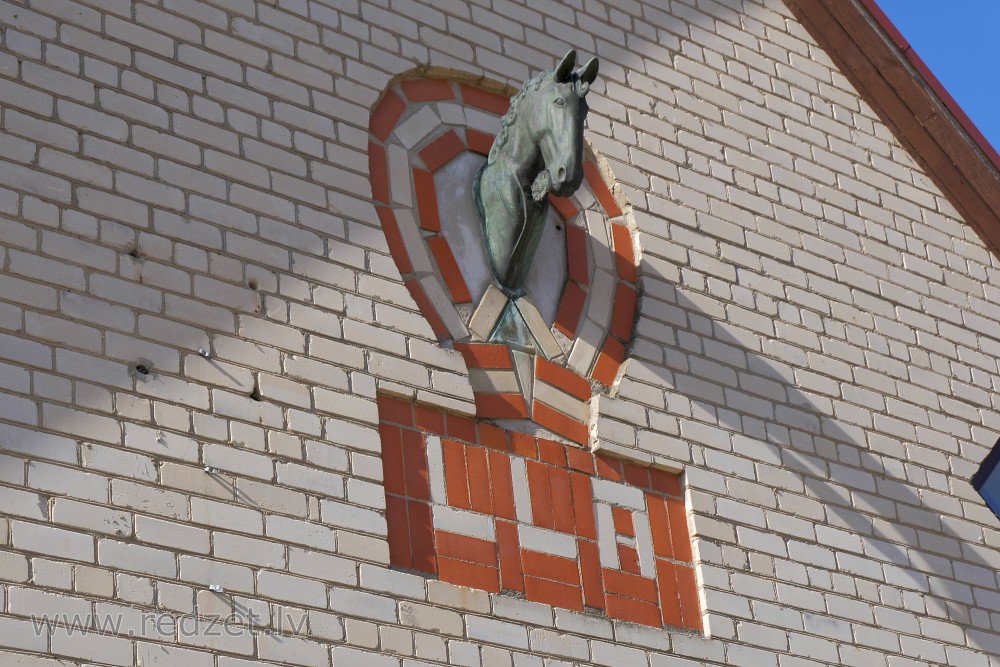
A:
[{"left": 555, "top": 97, "right": 565, "bottom": 106}]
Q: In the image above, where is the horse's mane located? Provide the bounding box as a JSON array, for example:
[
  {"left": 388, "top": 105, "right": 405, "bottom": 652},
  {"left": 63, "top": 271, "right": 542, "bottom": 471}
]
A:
[{"left": 487, "top": 69, "right": 551, "bottom": 166}]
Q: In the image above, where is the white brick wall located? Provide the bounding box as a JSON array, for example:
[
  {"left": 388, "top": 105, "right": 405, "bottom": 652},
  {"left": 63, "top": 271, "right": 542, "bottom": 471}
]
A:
[{"left": 1, "top": 0, "right": 1000, "bottom": 664}]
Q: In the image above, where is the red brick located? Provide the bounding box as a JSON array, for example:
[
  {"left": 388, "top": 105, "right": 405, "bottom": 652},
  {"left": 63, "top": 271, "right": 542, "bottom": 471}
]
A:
[
  {"left": 602, "top": 568, "right": 658, "bottom": 603},
  {"left": 617, "top": 544, "right": 640, "bottom": 575},
  {"left": 415, "top": 405, "right": 445, "bottom": 435},
  {"left": 369, "top": 142, "right": 389, "bottom": 204},
  {"left": 466, "top": 129, "right": 495, "bottom": 155},
  {"left": 524, "top": 576, "right": 582, "bottom": 611},
  {"left": 549, "top": 467, "right": 575, "bottom": 534},
  {"left": 578, "top": 540, "right": 605, "bottom": 609},
  {"left": 370, "top": 90, "right": 405, "bottom": 142},
  {"left": 378, "top": 394, "right": 413, "bottom": 426},
  {"left": 427, "top": 236, "right": 472, "bottom": 304},
  {"left": 565, "top": 223, "right": 589, "bottom": 285},
  {"left": 413, "top": 167, "right": 441, "bottom": 232},
  {"left": 537, "top": 438, "right": 567, "bottom": 467},
  {"left": 435, "top": 530, "right": 497, "bottom": 567},
  {"left": 478, "top": 423, "right": 506, "bottom": 451},
  {"left": 532, "top": 401, "right": 587, "bottom": 446},
  {"left": 438, "top": 556, "right": 499, "bottom": 592},
  {"left": 419, "top": 129, "right": 465, "bottom": 172},
  {"left": 535, "top": 356, "right": 591, "bottom": 402},
  {"left": 677, "top": 564, "right": 702, "bottom": 631},
  {"left": 610, "top": 283, "right": 637, "bottom": 341},
  {"left": 385, "top": 495, "right": 411, "bottom": 569},
  {"left": 605, "top": 593, "right": 662, "bottom": 627},
  {"left": 583, "top": 160, "right": 622, "bottom": 218},
  {"left": 376, "top": 207, "right": 413, "bottom": 275},
  {"left": 521, "top": 550, "right": 579, "bottom": 585},
  {"left": 403, "top": 279, "right": 449, "bottom": 340},
  {"left": 650, "top": 469, "right": 682, "bottom": 497},
  {"left": 647, "top": 494, "right": 673, "bottom": 560},
  {"left": 446, "top": 414, "right": 477, "bottom": 443},
  {"left": 668, "top": 496, "right": 692, "bottom": 562},
  {"left": 467, "top": 445, "right": 493, "bottom": 515},
  {"left": 488, "top": 451, "right": 516, "bottom": 521},
  {"left": 549, "top": 194, "right": 578, "bottom": 221},
  {"left": 507, "top": 432, "right": 536, "bottom": 459},
  {"left": 569, "top": 472, "right": 596, "bottom": 539},
  {"left": 622, "top": 462, "right": 650, "bottom": 490},
  {"left": 460, "top": 84, "right": 510, "bottom": 115},
  {"left": 553, "top": 280, "right": 586, "bottom": 338},
  {"left": 402, "top": 428, "right": 430, "bottom": 501},
  {"left": 401, "top": 78, "right": 454, "bottom": 102},
  {"left": 496, "top": 520, "right": 523, "bottom": 592},
  {"left": 442, "top": 438, "right": 470, "bottom": 510},
  {"left": 409, "top": 501, "right": 436, "bottom": 574},
  {"left": 610, "top": 222, "right": 637, "bottom": 283},
  {"left": 591, "top": 336, "right": 625, "bottom": 387},
  {"left": 656, "top": 559, "right": 682, "bottom": 628},
  {"left": 475, "top": 392, "right": 529, "bottom": 420},
  {"left": 379, "top": 424, "right": 406, "bottom": 496},
  {"left": 595, "top": 455, "right": 622, "bottom": 481},
  {"left": 612, "top": 507, "right": 634, "bottom": 537},
  {"left": 454, "top": 342, "right": 513, "bottom": 369},
  {"left": 566, "top": 447, "right": 595, "bottom": 475},
  {"left": 525, "top": 460, "right": 553, "bottom": 530}
]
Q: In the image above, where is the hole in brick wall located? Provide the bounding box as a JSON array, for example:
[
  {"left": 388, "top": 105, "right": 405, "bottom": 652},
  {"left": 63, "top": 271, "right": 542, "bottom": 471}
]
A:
[
  {"left": 247, "top": 277, "right": 259, "bottom": 290},
  {"left": 248, "top": 382, "right": 262, "bottom": 402},
  {"left": 125, "top": 244, "right": 142, "bottom": 259},
  {"left": 131, "top": 361, "right": 153, "bottom": 380}
]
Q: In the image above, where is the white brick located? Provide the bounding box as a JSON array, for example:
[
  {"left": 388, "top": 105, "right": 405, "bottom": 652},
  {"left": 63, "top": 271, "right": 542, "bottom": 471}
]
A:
[
  {"left": 432, "top": 505, "right": 495, "bottom": 541},
  {"left": 190, "top": 497, "right": 263, "bottom": 534},
  {"left": 136, "top": 643, "right": 214, "bottom": 667},
  {"left": 52, "top": 498, "right": 131, "bottom": 537},
  {"left": 12, "top": 521, "right": 94, "bottom": 562},
  {"left": 111, "top": 479, "right": 187, "bottom": 520},
  {"left": 330, "top": 587, "right": 397, "bottom": 622},
  {"left": 331, "top": 646, "right": 399, "bottom": 667},
  {"left": 203, "top": 444, "right": 274, "bottom": 480},
  {"left": 179, "top": 555, "right": 254, "bottom": 594},
  {"left": 257, "top": 632, "right": 328, "bottom": 665},
  {"left": 467, "top": 616, "right": 529, "bottom": 650},
  {"left": 135, "top": 515, "right": 210, "bottom": 554},
  {"left": 265, "top": 515, "right": 337, "bottom": 552},
  {"left": 98, "top": 539, "right": 177, "bottom": 577},
  {"left": 257, "top": 570, "right": 327, "bottom": 607},
  {"left": 288, "top": 547, "right": 356, "bottom": 584}
]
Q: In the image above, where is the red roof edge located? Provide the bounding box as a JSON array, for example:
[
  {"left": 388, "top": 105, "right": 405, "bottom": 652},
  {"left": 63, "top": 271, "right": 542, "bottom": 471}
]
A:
[
  {"left": 786, "top": 0, "right": 1000, "bottom": 260},
  {"left": 860, "top": 0, "right": 1000, "bottom": 170}
]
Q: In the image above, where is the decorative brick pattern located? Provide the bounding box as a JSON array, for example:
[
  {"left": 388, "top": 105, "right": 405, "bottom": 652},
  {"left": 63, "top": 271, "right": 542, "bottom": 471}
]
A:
[
  {"left": 379, "top": 395, "right": 701, "bottom": 631},
  {"left": 367, "top": 77, "right": 639, "bottom": 398}
]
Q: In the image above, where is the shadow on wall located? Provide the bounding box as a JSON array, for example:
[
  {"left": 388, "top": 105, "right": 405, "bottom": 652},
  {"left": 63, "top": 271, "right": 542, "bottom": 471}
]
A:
[{"left": 631, "top": 259, "right": 1000, "bottom": 654}]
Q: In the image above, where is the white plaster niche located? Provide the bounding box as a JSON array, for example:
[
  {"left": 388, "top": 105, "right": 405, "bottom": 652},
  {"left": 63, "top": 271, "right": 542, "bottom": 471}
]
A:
[{"left": 433, "top": 151, "right": 567, "bottom": 326}]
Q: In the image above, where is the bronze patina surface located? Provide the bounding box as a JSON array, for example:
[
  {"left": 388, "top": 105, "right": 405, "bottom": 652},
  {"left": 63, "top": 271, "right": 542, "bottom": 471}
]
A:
[{"left": 474, "top": 50, "right": 599, "bottom": 298}]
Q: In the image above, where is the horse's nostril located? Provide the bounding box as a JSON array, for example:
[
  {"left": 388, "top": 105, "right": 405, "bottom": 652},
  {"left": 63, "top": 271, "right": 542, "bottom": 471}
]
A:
[{"left": 557, "top": 167, "right": 566, "bottom": 181}]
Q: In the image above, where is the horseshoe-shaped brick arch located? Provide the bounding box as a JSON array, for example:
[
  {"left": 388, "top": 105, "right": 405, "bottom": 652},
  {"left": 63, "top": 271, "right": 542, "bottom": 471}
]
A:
[
  {"left": 366, "top": 74, "right": 701, "bottom": 632},
  {"left": 368, "top": 76, "right": 638, "bottom": 444}
]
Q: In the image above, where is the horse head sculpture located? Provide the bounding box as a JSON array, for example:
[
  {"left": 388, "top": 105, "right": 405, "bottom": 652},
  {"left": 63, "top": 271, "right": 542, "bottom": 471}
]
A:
[{"left": 474, "top": 50, "right": 599, "bottom": 298}]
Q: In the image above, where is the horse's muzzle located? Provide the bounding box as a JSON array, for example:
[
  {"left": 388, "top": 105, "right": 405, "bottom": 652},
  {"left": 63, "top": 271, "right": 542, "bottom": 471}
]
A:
[{"left": 550, "top": 168, "right": 583, "bottom": 197}]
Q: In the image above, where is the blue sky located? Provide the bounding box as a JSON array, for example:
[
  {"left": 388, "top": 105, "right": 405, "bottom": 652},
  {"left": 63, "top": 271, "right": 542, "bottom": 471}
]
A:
[{"left": 876, "top": 0, "right": 1000, "bottom": 153}]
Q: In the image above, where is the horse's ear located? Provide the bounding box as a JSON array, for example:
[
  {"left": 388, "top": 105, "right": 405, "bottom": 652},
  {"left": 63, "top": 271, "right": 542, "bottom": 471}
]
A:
[
  {"left": 555, "top": 49, "right": 577, "bottom": 82},
  {"left": 577, "top": 57, "right": 599, "bottom": 86}
]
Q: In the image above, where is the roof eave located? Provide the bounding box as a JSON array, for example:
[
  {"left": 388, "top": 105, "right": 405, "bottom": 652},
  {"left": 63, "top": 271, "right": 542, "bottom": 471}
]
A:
[{"left": 785, "top": 0, "right": 1000, "bottom": 259}]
